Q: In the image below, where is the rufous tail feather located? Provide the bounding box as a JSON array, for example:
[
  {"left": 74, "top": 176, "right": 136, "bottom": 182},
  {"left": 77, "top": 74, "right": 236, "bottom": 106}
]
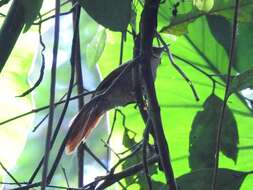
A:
[{"left": 65, "top": 102, "right": 105, "bottom": 154}]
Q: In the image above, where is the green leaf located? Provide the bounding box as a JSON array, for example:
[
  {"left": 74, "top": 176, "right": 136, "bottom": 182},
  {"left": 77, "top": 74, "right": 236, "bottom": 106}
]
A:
[
  {"left": 159, "top": 0, "right": 253, "bottom": 37},
  {"left": 79, "top": 0, "right": 131, "bottom": 31},
  {"left": 122, "top": 127, "right": 159, "bottom": 187},
  {"left": 193, "top": 0, "right": 214, "bottom": 12},
  {"left": 177, "top": 168, "right": 249, "bottom": 190},
  {"left": 160, "top": 11, "right": 200, "bottom": 35},
  {"left": 85, "top": 29, "right": 106, "bottom": 67},
  {"left": 158, "top": 0, "right": 195, "bottom": 34},
  {"left": 229, "top": 67, "right": 253, "bottom": 95},
  {"left": 122, "top": 127, "right": 140, "bottom": 186},
  {"left": 21, "top": 0, "right": 43, "bottom": 32},
  {"left": 207, "top": 15, "right": 231, "bottom": 57},
  {"left": 189, "top": 94, "right": 239, "bottom": 170},
  {"left": 0, "top": 0, "right": 10, "bottom": 7}
]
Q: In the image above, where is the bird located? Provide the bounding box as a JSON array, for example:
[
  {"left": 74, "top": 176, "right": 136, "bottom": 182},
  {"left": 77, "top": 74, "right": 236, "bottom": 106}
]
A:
[{"left": 65, "top": 47, "right": 164, "bottom": 154}]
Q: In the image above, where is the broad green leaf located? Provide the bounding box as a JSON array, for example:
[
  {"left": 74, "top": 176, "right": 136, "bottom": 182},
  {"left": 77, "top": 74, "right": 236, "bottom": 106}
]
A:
[
  {"left": 21, "top": 0, "right": 43, "bottom": 32},
  {"left": 177, "top": 168, "right": 249, "bottom": 190},
  {"left": 189, "top": 94, "right": 239, "bottom": 170},
  {"left": 159, "top": 0, "right": 253, "bottom": 37},
  {"left": 193, "top": 0, "right": 214, "bottom": 12},
  {"left": 79, "top": 0, "right": 131, "bottom": 31},
  {"left": 229, "top": 68, "right": 253, "bottom": 95}
]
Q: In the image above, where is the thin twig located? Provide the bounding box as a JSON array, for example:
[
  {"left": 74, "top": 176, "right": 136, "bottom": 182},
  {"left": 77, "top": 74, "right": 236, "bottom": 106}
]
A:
[
  {"left": 35, "top": 0, "right": 72, "bottom": 22},
  {"left": 156, "top": 33, "right": 199, "bottom": 101},
  {"left": 95, "top": 155, "right": 160, "bottom": 190},
  {"left": 16, "top": 14, "right": 46, "bottom": 97},
  {"left": 119, "top": 32, "right": 125, "bottom": 65},
  {"left": 1, "top": 181, "right": 80, "bottom": 190},
  {"left": 61, "top": 166, "right": 70, "bottom": 188},
  {"left": 172, "top": 54, "right": 226, "bottom": 93},
  {"left": 32, "top": 114, "right": 49, "bottom": 132},
  {"left": 44, "top": 1, "right": 83, "bottom": 184},
  {"left": 34, "top": 9, "right": 74, "bottom": 25},
  {"left": 106, "top": 109, "right": 126, "bottom": 144},
  {"left": 142, "top": 123, "right": 153, "bottom": 190},
  {"left": 83, "top": 144, "right": 108, "bottom": 171},
  {"left": 101, "top": 139, "right": 121, "bottom": 159},
  {"left": 71, "top": 2, "right": 84, "bottom": 186},
  {"left": 41, "top": 0, "right": 61, "bottom": 188},
  {"left": 109, "top": 142, "right": 142, "bottom": 175},
  {"left": 211, "top": 0, "right": 240, "bottom": 189},
  {"left": 0, "top": 162, "right": 21, "bottom": 187},
  {"left": 32, "top": 89, "right": 69, "bottom": 132},
  {"left": 0, "top": 90, "right": 93, "bottom": 126},
  {"left": 83, "top": 144, "right": 127, "bottom": 189}
]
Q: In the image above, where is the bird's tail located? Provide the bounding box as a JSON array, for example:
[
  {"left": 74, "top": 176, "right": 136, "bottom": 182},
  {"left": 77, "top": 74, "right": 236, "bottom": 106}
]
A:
[{"left": 65, "top": 99, "right": 105, "bottom": 154}]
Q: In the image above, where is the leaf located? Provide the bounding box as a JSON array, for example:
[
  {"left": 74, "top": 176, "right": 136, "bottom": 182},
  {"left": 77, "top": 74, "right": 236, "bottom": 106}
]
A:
[
  {"left": 193, "top": 0, "right": 214, "bottom": 12},
  {"left": 158, "top": 0, "right": 195, "bottom": 34},
  {"left": 21, "top": 0, "right": 43, "bottom": 32},
  {"left": 0, "top": 0, "right": 10, "bottom": 7},
  {"left": 177, "top": 168, "right": 248, "bottom": 190},
  {"left": 189, "top": 94, "right": 239, "bottom": 170},
  {"left": 122, "top": 127, "right": 159, "bottom": 186},
  {"left": 206, "top": 15, "right": 231, "bottom": 57},
  {"left": 85, "top": 29, "right": 106, "bottom": 67},
  {"left": 160, "top": 11, "right": 200, "bottom": 35},
  {"left": 122, "top": 127, "right": 139, "bottom": 185},
  {"left": 79, "top": 0, "right": 132, "bottom": 31},
  {"left": 229, "top": 67, "right": 253, "bottom": 95},
  {"left": 0, "top": 1, "right": 25, "bottom": 72}
]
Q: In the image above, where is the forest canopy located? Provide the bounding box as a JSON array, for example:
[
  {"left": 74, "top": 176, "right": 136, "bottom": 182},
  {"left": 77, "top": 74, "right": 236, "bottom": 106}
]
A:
[{"left": 0, "top": 0, "right": 253, "bottom": 190}]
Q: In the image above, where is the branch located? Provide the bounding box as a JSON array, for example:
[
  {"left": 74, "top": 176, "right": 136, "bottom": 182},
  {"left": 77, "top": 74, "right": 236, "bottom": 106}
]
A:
[
  {"left": 0, "top": 90, "right": 93, "bottom": 126},
  {"left": 41, "top": 0, "right": 61, "bottom": 189},
  {"left": 0, "top": 162, "right": 21, "bottom": 187},
  {"left": 71, "top": 1, "right": 85, "bottom": 186},
  {"left": 211, "top": 0, "right": 240, "bottom": 189},
  {"left": 139, "top": 0, "right": 177, "bottom": 189},
  {"left": 156, "top": 33, "right": 199, "bottom": 101},
  {"left": 95, "top": 155, "right": 160, "bottom": 190}
]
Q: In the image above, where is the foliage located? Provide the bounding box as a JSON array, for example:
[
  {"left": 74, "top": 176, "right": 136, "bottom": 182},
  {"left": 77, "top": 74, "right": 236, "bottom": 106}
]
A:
[{"left": 0, "top": 0, "right": 253, "bottom": 189}]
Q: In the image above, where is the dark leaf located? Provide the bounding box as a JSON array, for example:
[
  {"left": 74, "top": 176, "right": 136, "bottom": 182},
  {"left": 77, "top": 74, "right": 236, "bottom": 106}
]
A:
[
  {"left": 21, "top": 0, "right": 43, "bottom": 32},
  {"left": 0, "top": 0, "right": 10, "bottom": 7},
  {"left": 79, "top": 0, "right": 131, "bottom": 31},
  {"left": 207, "top": 15, "right": 231, "bottom": 57},
  {"left": 177, "top": 168, "right": 248, "bottom": 190},
  {"left": 189, "top": 94, "right": 239, "bottom": 170},
  {"left": 0, "top": 1, "right": 25, "bottom": 72}
]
